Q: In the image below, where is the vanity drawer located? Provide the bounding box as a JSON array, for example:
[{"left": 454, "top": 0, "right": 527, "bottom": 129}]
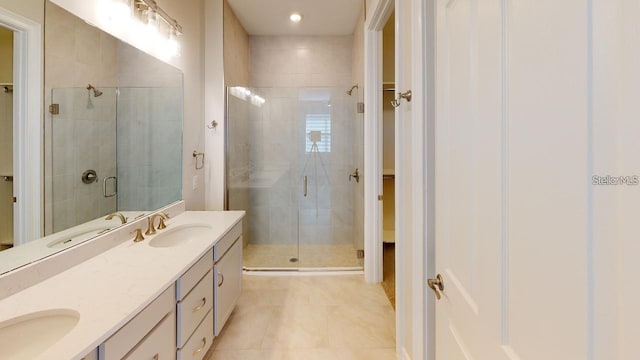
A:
[
  {"left": 124, "top": 311, "right": 176, "bottom": 360},
  {"left": 177, "top": 249, "right": 213, "bottom": 301},
  {"left": 100, "top": 285, "right": 175, "bottom": 360},
  {"left": 177, "top": 309, "right": 214, "bottom": 360},
  {"left": 177, "top": 269, "right": 214, "bottom": 348},
  {"left": 213, "top": 221, "right": 242, "bottom": 262}
]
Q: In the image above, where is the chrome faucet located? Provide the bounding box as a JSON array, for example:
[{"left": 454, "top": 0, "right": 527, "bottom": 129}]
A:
[
  {"left": 145, "top": 212, "right": 169, "bottom": 235},
  {"left": 105, "top": 212, "right": 127, "bottom": 224}
]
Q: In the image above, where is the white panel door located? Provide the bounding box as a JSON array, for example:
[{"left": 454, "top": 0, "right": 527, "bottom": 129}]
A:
[
  {"left": 431, "top": 0, "right": 619, "bottom": 359},
  {"left": 434, "top": 0, "right": 505, "bottom": 358}
]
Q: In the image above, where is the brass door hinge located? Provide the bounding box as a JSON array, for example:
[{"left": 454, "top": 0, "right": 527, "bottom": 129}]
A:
[
  {"left": 378, "top": 195, "right": 383, "bottom": 201},
  {"left": 49, "top": 104, "right": 59, "bottom": 115},
  {"left": 12, "top": 196, "right": 16, "bottom": 203}
]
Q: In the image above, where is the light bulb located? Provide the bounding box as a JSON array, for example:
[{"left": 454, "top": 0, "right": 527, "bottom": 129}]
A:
[{"left": 290, "top": 13, "right": 302, "bottom": 23}]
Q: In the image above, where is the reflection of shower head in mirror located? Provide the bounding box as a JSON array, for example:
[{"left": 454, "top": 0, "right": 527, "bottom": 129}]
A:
[{"left": 86, "top": 84, "right": 103, "bottom": 97}]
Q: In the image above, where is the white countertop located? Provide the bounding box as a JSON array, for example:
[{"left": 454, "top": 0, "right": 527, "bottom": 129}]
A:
[{"left": 0, "top": 211, "right": 245, "bottom": 360}]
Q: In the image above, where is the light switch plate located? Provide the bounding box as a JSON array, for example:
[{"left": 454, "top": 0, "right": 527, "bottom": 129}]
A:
[{"left": 192, "top": 175, "right": 199, "bottom": 190}]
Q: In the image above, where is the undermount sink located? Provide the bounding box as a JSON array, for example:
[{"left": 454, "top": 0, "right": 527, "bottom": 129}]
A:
[
  {"left": 47, "top": 226, "right": 111, "bottom": 248},
  {"left": 148, "top": 224, "right": 213, "bottom": 248},
  {"left": 0, "top": 309, "right": 80, "bottom": 359}
]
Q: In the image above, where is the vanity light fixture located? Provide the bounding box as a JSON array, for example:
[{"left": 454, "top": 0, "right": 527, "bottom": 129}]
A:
[
  {"left": 102, "top": 0, "right": 183, "bottom": 58},
  {"left": 290, "top": 12, "right": 302, "bottom": 23},
  {"left": 134, "top": 0, "right": 182, "bottom": 36}
]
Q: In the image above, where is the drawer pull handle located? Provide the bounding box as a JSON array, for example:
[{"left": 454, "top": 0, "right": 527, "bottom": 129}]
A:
[
  {"left": 153, "top": 354, "right": 159, "bottom": 360},
  {"left": 193, "top": 297, "right": 207, "bottom": 312},
  {"left": 218, "top": 271, "right": 224, "bottom": 287},
  {"left": 193, "top": 337, "right": 207, "bottom": 356}
]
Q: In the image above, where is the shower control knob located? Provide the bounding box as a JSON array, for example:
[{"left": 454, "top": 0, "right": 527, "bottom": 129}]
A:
[{"left": 81, "top": 169, "right": 98, "bottom": 184}]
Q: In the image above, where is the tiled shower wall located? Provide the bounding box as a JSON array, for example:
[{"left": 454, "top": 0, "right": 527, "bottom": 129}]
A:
[
  {"left": 351, "top": 10, "right": 366, "bottom": 251},
  {"left": 249, "top": 36, "right": 354, "bottom": 88},
  {"left": 116, "top": 87, "right": 182, "bottom": 212},
  {"left": 228, "top": 87, "right": 356, "bottom": 247},
  {"left": 229, "top": 36, "right": 360, "bottom": 248},
  {"left": 50, "top": 89, "right": 117, "bottom": 232}
]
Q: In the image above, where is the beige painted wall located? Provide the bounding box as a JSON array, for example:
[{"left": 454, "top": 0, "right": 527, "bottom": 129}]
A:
[
  {"left": 0, "top": 0, "right": 44, "bottom": 246},
  {"left": 351, "top": 7, "right": 365, "bottom": 251},
  {"left": 0, "top": 29, "right": 12, "bottom": 245},
  {"left": 223, "top": 0, "right": 248, "bottom": 87},
  {"left": 382, "top": 13, "right": 395, "bottom": 84},
  {"left": 0, "top": 27, "right": 12, "bottom": 84},
  {"left": 159, "top": 0, "right": 205, "bottom": 211},
  {"left": 0, "top": 26, "right": 12, "bottom": 176},
  {"left": 249, "top": 35, "right": 353, "bottom": 88},
  {"left": 382, "top": 14, "right": 395, "bottom": 234},
  {"left": 0, "top": 0, "right": 44, "bottom": 24}
]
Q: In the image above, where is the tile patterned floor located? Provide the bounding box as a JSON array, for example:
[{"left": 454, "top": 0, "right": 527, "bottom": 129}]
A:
[
  {"left": 205, "top": 274, "right": 396, "bottom": 360},
  {"left": 243, "top": 244, "right": 364, "bottom": 269}
]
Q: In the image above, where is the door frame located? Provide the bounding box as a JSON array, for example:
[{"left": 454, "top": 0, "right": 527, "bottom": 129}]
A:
[
  {"left": 407, "top": 1, "right": 436, "bottom": 359},
  {"left": 363, "top": 0, "right": 393, "bottom": 284},
  {"left": 364, "top": 0, "right": 435, "bottom": 359},
  {"left": 0, "top": 7, "right": 42, "bottom": 245}
]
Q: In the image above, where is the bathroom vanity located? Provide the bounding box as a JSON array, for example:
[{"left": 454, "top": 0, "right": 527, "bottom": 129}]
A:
[{"left": 0, "top": 206, "right": 244, "bottom": 360}]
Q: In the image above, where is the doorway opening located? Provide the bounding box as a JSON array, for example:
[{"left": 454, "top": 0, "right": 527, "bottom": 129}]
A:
[{"left": 0, "top": 25, "right": 13, "bottom": 250}]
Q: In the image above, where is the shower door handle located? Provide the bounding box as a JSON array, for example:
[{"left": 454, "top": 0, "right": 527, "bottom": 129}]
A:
[
  {"left": 103, "top": 176, "right": 117, "bottom": 198},
  {"left": 303, "top": 176, "right": 308, "bottom": 197}
]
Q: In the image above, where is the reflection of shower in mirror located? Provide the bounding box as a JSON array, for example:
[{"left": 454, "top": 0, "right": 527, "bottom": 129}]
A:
[{"left": 86, "top": 84, "right": 103, "bottom": 97}]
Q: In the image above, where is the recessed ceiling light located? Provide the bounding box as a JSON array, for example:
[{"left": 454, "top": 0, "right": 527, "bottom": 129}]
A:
[{"left": 290, "top": 13, "right": 302, "bottom": 23}]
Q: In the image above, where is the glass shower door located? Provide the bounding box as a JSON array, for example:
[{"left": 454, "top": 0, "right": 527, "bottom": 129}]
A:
[
  {"left": 296, "top": 88, "right": 360, "bottom": 268},
  {"left": 50, "top": 87, "right": 117, "bottom": 233},
  {"left": 227, "top": 86, "right": 363, "bottom": 270}
]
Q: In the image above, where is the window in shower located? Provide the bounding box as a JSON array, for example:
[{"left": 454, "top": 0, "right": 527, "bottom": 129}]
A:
[{"left": 305, "top": 114, "right": 331, "bottom": 153}]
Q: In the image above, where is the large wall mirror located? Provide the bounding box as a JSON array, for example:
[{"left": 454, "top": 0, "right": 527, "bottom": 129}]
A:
[{"left": 0, "top": 0, "right": 183, "bottom": 275}]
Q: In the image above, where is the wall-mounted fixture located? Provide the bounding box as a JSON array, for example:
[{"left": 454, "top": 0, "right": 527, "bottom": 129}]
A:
[
  {"left": 391, "top": 90, "right": 412, "bottom": 108},
  {"left": 193, "top": 151, "right": 205, "bottom": 170},
  {"left": 207, "top": 120, "right": 219, "bottom": 131},
  {"left": 101, "top": 0, "right": 183, "bottom": 58},
  {"left": 86, "top": 84, "right": 103, "bottom": 97},
  {"left": 81, "top": 170, "right": 98, "bottom": 184},
  {"left": 349, "top": 168, "right": 360, "bottom": 183}
]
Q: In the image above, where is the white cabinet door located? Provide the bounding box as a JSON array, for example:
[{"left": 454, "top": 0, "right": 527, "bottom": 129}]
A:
[
  {"left": 213, "top": 236, "right": 242, "bottom": 335},
  {"left": 431, "top": 0, "right": 626, "bottom": 359}
]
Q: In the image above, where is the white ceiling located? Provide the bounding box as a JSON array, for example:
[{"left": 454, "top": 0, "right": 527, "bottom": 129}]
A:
[{"left": 226, "top": 0, "right": 363, "bottom": 36}]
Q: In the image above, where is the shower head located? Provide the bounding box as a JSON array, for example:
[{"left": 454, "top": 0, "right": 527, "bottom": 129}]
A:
[
  {"left": 346, "top": 84, "right": 359, "bottom": 96},
  {"left": 87, "top": 84, "right": 103, "bottom": 97}
]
